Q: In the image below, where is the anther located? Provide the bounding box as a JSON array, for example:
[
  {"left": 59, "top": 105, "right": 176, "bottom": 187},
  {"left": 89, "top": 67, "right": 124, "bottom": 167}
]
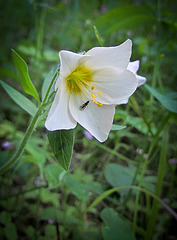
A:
[
  {"left": 91, "top": 86, "right": 95, "bottom": 90},
  {"left": 91, "top": 93, "right": 96, "bottom": 98},
  {"left": 98, "top": 90, "right": 102, "bottom": 94},
  {"left": 97, "top": 102, "right": 102, "bottom": 107},
  {"left": 94, "top": 99, "right": 98, "bottom": 104}
]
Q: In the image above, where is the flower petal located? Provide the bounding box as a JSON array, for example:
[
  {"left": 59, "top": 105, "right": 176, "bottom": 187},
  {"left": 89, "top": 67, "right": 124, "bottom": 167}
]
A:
[
  {"left": 128, "top": 60, "right": 146, "bottom": 87},
  {"left": 92, "top": 67, "right": 138, "bottom": 104},
  {"left": 69, "top": 94, "right": 115, "bottom": 142},
  {"left": 45, "top": 89, "right": 77, "bottom": 131},
  {"left": 117, "top": 98, "right": 129, "bottom": 105},
  {"left": 136, "top": 75, "right": 146, "bottom": 87},
  {"left": 127, "top": 60, "right": 140, "bottom": 73},
  {"left": 85, "top": 39, "right": 132, "bottom": 71},
  {"left": 56, "top": 50, "right": 92, "bottom": 89}
]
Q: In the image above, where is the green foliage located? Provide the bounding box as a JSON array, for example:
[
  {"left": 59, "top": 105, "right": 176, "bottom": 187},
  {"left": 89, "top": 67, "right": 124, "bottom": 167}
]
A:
[
  {"left": 105, "top": 163, "right": 156, "bottom": 193},
  {"left": 145, "top": 84, "right": 177, "bottom": 113},
  {"left": 12, "top": 49, "right": 40, "bottom": 103},
  {"left": 95, "top": 5, "right": 156, "bottom": 35},
  {"left": 101, "top": 208, "right": 136, "bottom": 240},
  {"left": 44, "top": 163, "right": 65, "bottom": 189},
  {"left": 64, "top": 174, "right": 90, "bottom": 202},
  {"left": 0, "top": 80, "right": 37, "bottom": 116},
  {"left": 4, "top": 222, "right": 18, "bottom": 240},
  {"left": 111, "top": 124, "right": 126, "bottom": 131},
  {"left": 47, "top": 129, "right": 75, "bottom": 171}
]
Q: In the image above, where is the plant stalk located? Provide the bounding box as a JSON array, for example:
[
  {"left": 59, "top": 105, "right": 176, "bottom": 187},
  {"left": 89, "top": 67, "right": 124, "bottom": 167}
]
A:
[{"left": 0, "top": 67, "right": 58, "bottom": 174}]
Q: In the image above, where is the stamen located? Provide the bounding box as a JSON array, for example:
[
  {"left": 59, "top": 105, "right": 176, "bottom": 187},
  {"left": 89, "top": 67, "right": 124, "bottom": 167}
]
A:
[
  {"left": 97, "top": 102, "right": 102, "bottom": 107},
  {"left": 94, "top": 99, "right": 98, "bottom": 104},
  {"left": 91, "top": 85, "right": 103, "bottom": 108}
]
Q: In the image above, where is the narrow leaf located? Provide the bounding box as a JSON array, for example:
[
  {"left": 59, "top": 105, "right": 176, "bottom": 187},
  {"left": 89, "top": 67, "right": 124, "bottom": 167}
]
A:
[
  {"left": 145, "top": 84, "right": 177, "bottom": 113},
  {"left": 47, "top": 129, "right": 75, "bottom": 171},
  {"left": 111, "top": 124, "right": 126, "bottom": 131},
  {"left": 0, "top": 80, "right": 37, "bottom": 116},
  {"left": 12, "top": 49, "right": 40, "bottom": 103}
]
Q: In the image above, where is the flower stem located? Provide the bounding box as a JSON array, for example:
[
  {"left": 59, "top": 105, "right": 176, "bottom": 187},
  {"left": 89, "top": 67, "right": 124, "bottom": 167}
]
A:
[
  {"left": 0, "top": 107, "right": 42, "bottom": 174},
  {"left": 0, "top": 66, "right": 58, "bottom": 175},
  {"left": 86, "top": 185, "right": 177, "bottom": 220}
]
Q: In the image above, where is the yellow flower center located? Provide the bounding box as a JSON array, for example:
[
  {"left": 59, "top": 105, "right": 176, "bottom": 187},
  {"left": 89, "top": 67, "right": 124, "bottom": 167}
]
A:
[
  {"left": 65, "top": 66, "right": 93, "bottom": 94},
  {"left": 65, "top": 66, "right": 103, "bottom": 108}
]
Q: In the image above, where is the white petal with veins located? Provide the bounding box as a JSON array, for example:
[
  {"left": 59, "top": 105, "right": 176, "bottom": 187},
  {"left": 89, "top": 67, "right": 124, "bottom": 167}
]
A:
[
  {"left": 69, "top": 94, "right": 115, "bottom": 142},
  {"left": 85, "top": 39, "right": 132, "bottom": 71},
  {"left": 93, "top": 67, "right": 138, "bottom": 104},
  {"left": 45, "top": 88, "right": 77, "bottom": 130},
  {"left": 128, "top": 60, "right": 146, "bottom": 86}
]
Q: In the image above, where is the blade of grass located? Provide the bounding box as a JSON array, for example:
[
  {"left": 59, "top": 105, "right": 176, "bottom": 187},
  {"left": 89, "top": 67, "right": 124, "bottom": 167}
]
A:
[
  {"left": 93, "top": 141, "right": 134, "bottom": 165},
  {"left": 86, "top": 185, "right": 177, "bottom": 220},
  {"left": 93, "top": 25, "right": 104, "bottom": 47},
  {"left": 132, "top": 112, "right": 171, "bottom": 231},
  {"left": 145, "top": 126, "right": 168, "bottom": 240}
]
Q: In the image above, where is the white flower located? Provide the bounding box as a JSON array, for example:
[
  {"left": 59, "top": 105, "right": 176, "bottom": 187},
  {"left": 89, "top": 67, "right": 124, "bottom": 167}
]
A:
[
  {"left": 45, "top": 39, "right": 146, "bottom": 142},
  {"left": 128, "top": 60, "right": 146, "bottom": 87},
  {"left": 118, "top": 60, "right": 147, "bottom": 104}
]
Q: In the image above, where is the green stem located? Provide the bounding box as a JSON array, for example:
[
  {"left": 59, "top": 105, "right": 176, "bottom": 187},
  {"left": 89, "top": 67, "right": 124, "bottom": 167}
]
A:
[
  {"left": 0, "top": 185, "right": 44, "bottom": 200},
  {"left": 42, "top": 68, "right": 58, "bottom": 104},
  {"left": 0, "top": 68, "right": 58, "bottom": 175},
  {"left": 145, "top": 127, "right": 168, "bottom": 240},
  {"left": 94, "top": 141, "right": 134, "bottom": 165},
  {"left": 132, "top": 113, "right": 171, "bottom": 231},
  {"left": 86, "top": 185, "right": 177, "bottom": 220},
  {"left": 36, "top": 6, "right": 47, "bottom": 58},
  {"left": 93, "top": 25, "right": 104, "bottom": 47},
  {"left": 0, "top": 107, "right": 42, "bottom": 174}
]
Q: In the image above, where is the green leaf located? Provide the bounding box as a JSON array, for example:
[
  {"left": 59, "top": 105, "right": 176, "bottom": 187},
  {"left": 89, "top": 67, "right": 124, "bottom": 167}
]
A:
[
  {"left": 95, "top": 5, "right": 156, "bottom": 34},
  {"left": 64, "top": 175, "right": 89, "bottom": 202},
  {"left": 47, "top": 129, "right": 75, "bottom": 171},
  {"left": 85, "top": 181, "right": 106, "bottom": 194},
  {"left": 145, "top": 84, "right": 177, "bottom": 113},
  {"left": 40, "top": 207, "right": 57, "bottom": 221},
  {"left": 11, "top": 49, "right": 40, "bottom": 103},
  {"left": 111, "top": 124, "right": 126, "bottom": 131},
  {"left": 104, "top": 163, "right": 135, "bottom": 194},
  {"left": 4, "top": 222, "right": 18, "bottom": 240},
  {"left": 126, "top": 116, "right": 156, "bottom": 135},
  {"left": 26, "top": 226, "right": 35, "bottom": 239},
  {"left": 45, "top": 225, "right": 57, "bottom": 238},
  {"left": 40, "top": 188, "right": 59, "bottom": 207},
  {"left": 44, "top": 163, "right": 65, "bottom": 189},
  {"left": 0, "top": 211, "right": 11, "bottom": 225},
  {"left": 101, "top": 208, "right": 136, "bottom": 240},
  {"left": 105, "top": 163, "right": 156, "bottom": 194},
  {"left": 0, "top": 80, "right": 37, "bottom": 116},
  {"left": 40, "top": 206, "right": 79, "bottom": 224}
]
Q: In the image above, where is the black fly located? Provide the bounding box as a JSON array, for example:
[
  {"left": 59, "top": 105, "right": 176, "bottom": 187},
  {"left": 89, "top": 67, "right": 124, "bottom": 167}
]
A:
[{"left": 79, "top": 101, "right": 89, "bottom": 111}]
